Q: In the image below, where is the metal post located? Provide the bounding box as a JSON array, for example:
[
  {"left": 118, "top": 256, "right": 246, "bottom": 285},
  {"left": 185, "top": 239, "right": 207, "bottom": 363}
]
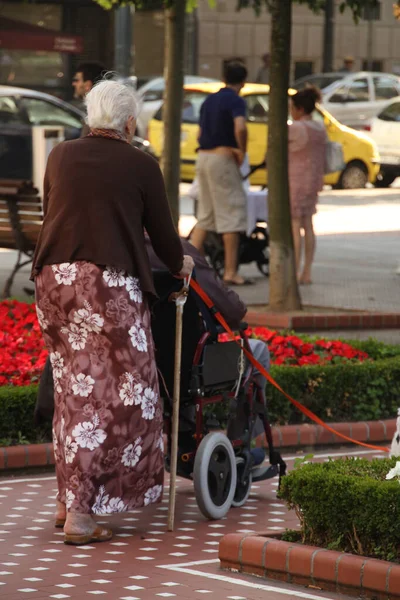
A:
[
  {"left": 322, "top": 0, "right": 335, "bottom": 73},
  {"left": 366, "top": 6, "right": 374, "bottom": 71},
  {"left": 185, "top": 9, "right": 198, "bottom": 75},
  {"left": 114, "top": 6, "right": 132, "bottom": 77}
]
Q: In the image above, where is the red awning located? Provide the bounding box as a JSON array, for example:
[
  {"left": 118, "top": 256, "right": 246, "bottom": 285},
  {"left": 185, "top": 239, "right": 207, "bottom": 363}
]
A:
[{"left": 0, "top": 17, "right": 83, "bottom": 54}]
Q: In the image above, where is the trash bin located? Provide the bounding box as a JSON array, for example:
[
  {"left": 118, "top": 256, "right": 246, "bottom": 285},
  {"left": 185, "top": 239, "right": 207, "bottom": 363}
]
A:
[{"left": 32, "top": 126, "right": 65, "bottom": 197}]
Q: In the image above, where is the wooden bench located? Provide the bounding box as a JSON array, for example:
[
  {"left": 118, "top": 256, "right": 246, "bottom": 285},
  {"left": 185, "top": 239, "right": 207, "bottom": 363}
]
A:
[{"left": 0, "top": 179, "right": 42, "bottom": 298}]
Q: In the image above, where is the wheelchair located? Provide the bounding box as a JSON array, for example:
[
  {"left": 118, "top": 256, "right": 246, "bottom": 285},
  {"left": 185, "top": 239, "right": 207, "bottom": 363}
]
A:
[{"left": 151, "top": 270, "right": 286, "bottom": 520}]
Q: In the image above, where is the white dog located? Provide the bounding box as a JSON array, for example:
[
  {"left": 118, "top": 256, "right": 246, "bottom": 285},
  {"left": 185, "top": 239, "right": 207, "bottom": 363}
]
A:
[{"left": 390, "top": 408, "right": 400, "bottom": 457}]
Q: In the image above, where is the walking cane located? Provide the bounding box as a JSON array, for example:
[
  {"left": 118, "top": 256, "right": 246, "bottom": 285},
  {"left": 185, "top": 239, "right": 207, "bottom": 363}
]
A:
[{"left": 167, "top": 274, "right": 191, "bottom": 532}]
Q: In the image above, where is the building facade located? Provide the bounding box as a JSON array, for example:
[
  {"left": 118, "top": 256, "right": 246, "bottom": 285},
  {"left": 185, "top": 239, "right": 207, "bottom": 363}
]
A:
[
  {"left": 1, "top": 0, "right": 399, "bottom": 97},
  {"left": 195, "top": 0, "right": 400, "bottom": 82},
  {"left": 0, "top": 0, "right": 113, "bottom": 99}
]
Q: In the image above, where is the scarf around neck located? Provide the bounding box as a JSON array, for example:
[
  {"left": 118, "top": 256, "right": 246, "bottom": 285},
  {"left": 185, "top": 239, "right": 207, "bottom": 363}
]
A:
[{"left": 87, "top": 128, "right": 128, "bottom": 143}]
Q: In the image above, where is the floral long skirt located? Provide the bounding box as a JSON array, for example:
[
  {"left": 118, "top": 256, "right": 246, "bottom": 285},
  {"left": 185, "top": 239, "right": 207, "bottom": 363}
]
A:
[{"left": 35, "top": 261, "right": 164, "bottom": 515}]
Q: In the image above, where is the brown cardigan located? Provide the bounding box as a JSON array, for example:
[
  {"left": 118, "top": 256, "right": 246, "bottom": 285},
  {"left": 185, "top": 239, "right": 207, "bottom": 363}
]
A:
[{"left": 31, "top": 136, "right": 183, "bottom": 296}]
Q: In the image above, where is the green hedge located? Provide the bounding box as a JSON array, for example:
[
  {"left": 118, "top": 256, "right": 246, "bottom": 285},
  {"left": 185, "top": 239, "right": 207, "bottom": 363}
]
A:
[
  {"left": 1, "top": 339, "right": 400, "bottom": 444},
  {"left": 0, "top": 385, "right": 50, "bottom": 446},
  {"left": 267, "top": 355, "right": 400, "bottom": 424},
  {"left": 279, "top": 457, "right": 400, "bottom": 562}
]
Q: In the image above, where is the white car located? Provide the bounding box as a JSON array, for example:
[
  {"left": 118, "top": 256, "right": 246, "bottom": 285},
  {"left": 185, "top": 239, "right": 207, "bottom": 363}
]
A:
[
  {"left": 293, "top": 72, "right": 400, "bottom": 130},
  {"left": 136, "top": 75, "right": 217, "bottom": 138},
  {"left": 362, "top": 97, "right": 400, "bottom": 187}
]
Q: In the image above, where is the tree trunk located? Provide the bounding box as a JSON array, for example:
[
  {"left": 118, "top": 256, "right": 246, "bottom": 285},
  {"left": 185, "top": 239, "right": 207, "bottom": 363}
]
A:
[
  {"left": 322, "top": 0, "right": 335, "bottom": 73},
  {"left": 162, "top": 0, "right": 186, "bottom": 229},
  {"left": 267, "top": 0, "right": 302, "bottom": 311}
]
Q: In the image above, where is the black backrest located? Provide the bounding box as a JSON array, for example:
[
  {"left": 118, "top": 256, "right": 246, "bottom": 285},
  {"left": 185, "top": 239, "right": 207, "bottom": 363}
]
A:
[
  {"left": 202, "top": 341, "right": 243, "bottom": 389},
  {"left": 151, "top": 270, "right": 203, "bottom": 399}
]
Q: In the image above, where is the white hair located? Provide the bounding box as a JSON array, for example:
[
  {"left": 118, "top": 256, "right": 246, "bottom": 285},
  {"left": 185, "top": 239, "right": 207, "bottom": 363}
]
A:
[{"left": 85, "top": 79, "right": 139, "bottom": 133}]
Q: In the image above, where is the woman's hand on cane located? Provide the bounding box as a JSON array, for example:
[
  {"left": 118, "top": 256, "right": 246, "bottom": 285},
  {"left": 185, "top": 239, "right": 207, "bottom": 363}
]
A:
[{"left": 175, "top": 255, "right": 194, "bottom": 279}]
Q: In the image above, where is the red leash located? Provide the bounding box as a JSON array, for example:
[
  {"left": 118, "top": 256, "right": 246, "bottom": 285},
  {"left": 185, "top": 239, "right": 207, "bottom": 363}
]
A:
[{"left": 189, "top": 278, "right": 390, "bottom": 454}]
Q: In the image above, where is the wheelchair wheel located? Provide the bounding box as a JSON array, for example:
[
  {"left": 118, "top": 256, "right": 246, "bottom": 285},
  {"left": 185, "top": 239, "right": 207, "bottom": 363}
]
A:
[
  {"left": 193, "top": 432, "right": 237, "bottom": 520},
  {"left": 231, "top": 457, "right": 252, "bottom": 508}
]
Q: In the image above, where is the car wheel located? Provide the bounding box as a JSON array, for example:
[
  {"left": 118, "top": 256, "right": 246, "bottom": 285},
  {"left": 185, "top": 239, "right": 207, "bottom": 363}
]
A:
[
  {"left": 338, "top": 161, "right": 368, "bottom": 190},
  {"left": 375, "top": 171, "right": 397, "bottom": 188}
]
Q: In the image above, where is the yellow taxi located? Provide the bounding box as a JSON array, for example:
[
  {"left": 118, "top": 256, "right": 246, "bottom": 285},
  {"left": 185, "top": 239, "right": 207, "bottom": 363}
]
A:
[{"left": 148, "top": 82, "right": 380, "bottom": 189}]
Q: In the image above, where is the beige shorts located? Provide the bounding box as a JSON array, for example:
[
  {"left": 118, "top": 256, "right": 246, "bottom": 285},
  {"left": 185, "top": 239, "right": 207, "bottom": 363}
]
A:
[{"left": 196, "top": 152, "right": 247, "bottom": 234}]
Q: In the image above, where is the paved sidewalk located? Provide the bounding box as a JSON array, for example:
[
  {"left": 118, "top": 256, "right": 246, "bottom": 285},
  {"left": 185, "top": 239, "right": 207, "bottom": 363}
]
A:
[{"left": 0, "top": 447, "right": 373, "bottom": 600}]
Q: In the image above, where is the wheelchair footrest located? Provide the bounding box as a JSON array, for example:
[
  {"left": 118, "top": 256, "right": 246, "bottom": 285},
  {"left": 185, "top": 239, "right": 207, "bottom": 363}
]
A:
[{"left": 251, "top": 463, "right": 279, "bottom": 482}]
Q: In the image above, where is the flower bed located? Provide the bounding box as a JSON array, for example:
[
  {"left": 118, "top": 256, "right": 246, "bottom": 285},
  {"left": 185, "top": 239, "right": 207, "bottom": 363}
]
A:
[
  {"left": 1, "top": 300, "right": 373, "bottom": 388},
  {"left": 220, "top": 327, "right": 370, "bottom": 366},
  {"left": 1, "top": 300, "right": 400, "bottom": 444},
  {"left": 0, "top": 300, "right": 47, "bottom": 387},
  {"left": 279, "top": 457, "right": 400, "bottom": 562}
]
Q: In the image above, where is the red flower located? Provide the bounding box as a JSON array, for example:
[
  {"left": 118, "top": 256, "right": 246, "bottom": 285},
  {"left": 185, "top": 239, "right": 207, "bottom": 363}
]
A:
[{"left": 0, "top": 303, "right": 371, "bottom": 386}]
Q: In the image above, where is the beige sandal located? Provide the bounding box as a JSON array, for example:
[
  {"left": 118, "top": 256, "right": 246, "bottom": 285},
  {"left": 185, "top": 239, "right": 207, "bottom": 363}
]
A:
[{"left": 64, "top": 526, "right": 113, "bottom": 546}]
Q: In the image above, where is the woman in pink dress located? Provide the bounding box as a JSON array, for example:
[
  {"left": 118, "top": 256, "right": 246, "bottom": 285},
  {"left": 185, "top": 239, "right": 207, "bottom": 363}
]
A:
[{"left": 288, "top": 86, "right": 327, "bottom": 284}]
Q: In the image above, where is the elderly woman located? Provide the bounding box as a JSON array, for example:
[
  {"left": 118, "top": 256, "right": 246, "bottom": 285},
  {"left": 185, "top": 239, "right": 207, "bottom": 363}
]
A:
[
  {"left": 31, "top": 80, "right": 193, "bottom": 545},
  {"left": 289, "top": 86, "right": 327, "bottom": 285}
]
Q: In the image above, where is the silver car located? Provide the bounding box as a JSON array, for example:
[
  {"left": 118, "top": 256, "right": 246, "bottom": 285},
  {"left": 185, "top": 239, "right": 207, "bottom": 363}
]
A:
[
  {"left": 293, "top": 71, "right": 400, "bottom": 130},
  {"left": 0, "top": 85, "right": 156, "bottom": 181}
]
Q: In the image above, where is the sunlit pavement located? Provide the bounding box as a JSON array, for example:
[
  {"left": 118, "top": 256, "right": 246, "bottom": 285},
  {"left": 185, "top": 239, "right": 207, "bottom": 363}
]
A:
[{"left": 178, "top": 185, "right": 400, "bottom": 315}]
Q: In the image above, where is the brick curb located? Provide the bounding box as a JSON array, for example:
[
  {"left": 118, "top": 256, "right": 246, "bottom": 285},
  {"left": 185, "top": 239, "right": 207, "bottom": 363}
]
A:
[
  {"left": 0, "top": 443, "right": 54, "bottom": 470},
  {"left": 255, "top": 418, "right": 396, "bottom": 450},
  {"left": 219, "top": 534, "right": 400, "bottom": 599},
  {"left": 0, "top": 419, "right": 394, "bottom": 472},
  {"left": 246, "top": 309, "right": 400, "bottom": 331}
]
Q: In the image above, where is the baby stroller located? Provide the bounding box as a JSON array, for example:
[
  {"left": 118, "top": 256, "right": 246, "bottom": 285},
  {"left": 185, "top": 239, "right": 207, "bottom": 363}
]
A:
[
  {"left": 188, "top": 160, "right": 270, "bottom": 278},
  {"left": 151, "top": 269, "right": 286, "bottom": 520}
]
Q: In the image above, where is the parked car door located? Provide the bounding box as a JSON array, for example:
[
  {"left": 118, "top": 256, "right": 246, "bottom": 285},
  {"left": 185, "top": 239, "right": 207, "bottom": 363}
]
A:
[
  {"left": 244, "top": 93, "right": 268, "bottom": 165},
  {"left": 323, "top": 75, "right": 372, "bottom": 129},
  {"left": 372, "top": 75, "right": 400, "bottom": 116},
  {"left": 19, "top": 97, "right": 82, "bottom": 140},
  {"left": 0, "top": 95, "right": 32, "bottom": 180},
  {"left": 369, "top": 100, "right": 400, "bottom": 165}
]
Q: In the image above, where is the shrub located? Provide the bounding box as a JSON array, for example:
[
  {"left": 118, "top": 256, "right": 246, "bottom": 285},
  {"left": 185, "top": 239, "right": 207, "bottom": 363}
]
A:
[
  {"left": 279, "top": 457, "right": 400, "bottom": 562},
  {"left": 0, "top": 384, "right": 50, "bottom": 445},
  {"left": 1, "top": 340, "right": 400, "bottom": 444},
  {"left": 266, "top": 355, "right": 400, "bottom": 424}
]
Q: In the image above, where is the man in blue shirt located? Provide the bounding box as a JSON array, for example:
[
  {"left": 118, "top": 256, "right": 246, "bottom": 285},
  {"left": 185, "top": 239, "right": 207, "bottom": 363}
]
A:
[{"left": 191, "top": 61, "right": 249, "bottom": 286}]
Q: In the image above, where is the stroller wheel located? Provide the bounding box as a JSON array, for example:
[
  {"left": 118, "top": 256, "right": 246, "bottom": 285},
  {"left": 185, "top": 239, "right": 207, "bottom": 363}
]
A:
[
  {"left": 231, "top": 457, "right": 252, "bottom": 508},
  {"left": 256, "top": 258, "right": 269, "bottom": 277},
  {"left": 210, "top": 250, "right": 225, "bottom": 278},
  {"left": 193, "top": 432, "right": 237, "bottom": 520}
]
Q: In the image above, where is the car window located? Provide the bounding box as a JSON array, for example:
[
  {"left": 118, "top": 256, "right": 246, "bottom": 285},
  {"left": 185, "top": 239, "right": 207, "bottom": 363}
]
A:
[
  {"left": 293, "top": 74, "right": 344, "bottom": 91},
  {"left": 346, "top": 78, "right": 370, "bottom": 102},
  {"left": 373, "top": 76, "right": 400, "bottom": 101},
  {"left": 141, "top": 78, "right": 165, "bottom": 102},
  {"left": 245, "top": 94, "right": 269, "bottom": 123},
  {"left": 153, "top": 91, "right": 207, "bottom": 123},
  {"left": 377, "top": 102, "right": 400, "bottom": 122},
  {"left": 21, "top": 98, "right": 82, "bottom": 128},
  {"left": 182, "top": 92, "right": 207, "bottom": 124},
  {"left": 329, "top": 78, "right": 369, "bottom": 103},
  {"left": 0, "top": 96, "right": 24, "bottom": 125}
]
